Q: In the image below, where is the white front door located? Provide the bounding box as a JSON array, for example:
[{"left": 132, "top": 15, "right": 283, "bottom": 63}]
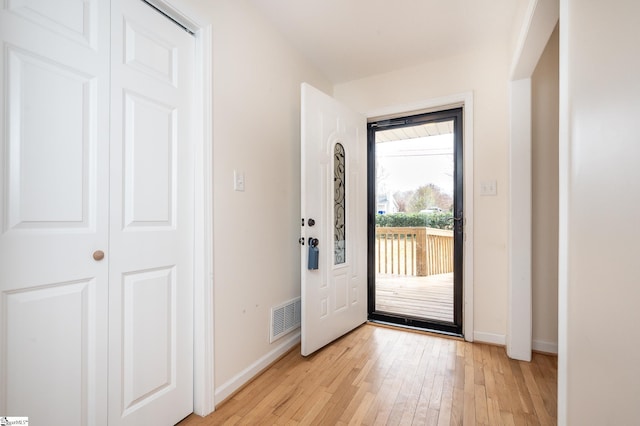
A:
[
  {"left": 0, "top": 1, "right": 110, "bottom": 424},
  {"left": 300, "top": 83, "right": 367, "bottom": 356},
  {"left": 108, "top": 1, "right": 194, "bottom": 425}
]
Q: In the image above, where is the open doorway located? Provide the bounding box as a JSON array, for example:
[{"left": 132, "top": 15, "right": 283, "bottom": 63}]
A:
[{"left": 367, "top": 108, "right": 463, "bottom": 335}]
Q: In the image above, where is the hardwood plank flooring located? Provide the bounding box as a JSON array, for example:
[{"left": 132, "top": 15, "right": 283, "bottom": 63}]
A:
[{"left": 179, "top": 324, "right": 556, "bottom": 425}]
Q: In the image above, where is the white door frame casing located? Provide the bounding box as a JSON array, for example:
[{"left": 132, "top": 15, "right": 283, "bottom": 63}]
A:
[
  {"left": 507, "top": 0, "right": 558, "bottom": 361},
  {"left": 365, "top": 92, "right": 475, "bottom": 341},
  {"left": 508, "top": 79, "right": 533, "bottom": 361},
  {"left": 144, "top": 0, "right": 215, "bottom": 416}
]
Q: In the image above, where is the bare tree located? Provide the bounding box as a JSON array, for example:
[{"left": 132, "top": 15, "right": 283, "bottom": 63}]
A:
[{"left": 407, "top": 184, "right": 452, "bottom": 213}]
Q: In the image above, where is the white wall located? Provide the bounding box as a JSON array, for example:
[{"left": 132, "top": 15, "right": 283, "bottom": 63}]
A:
[
  {"left": 559, "top": 0, "right": 640, "bottom": 423},
  {"left": 531, "top": 25, "right": 558, "bottom": 353},
  {"left": 334, "top": 45, "right": 511, "bottom": 342},
  {"left": 180, "top": 0, "right": 332, "bottom": 400}
]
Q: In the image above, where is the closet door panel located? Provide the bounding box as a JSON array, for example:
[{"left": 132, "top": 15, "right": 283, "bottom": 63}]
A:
[
  {"left": 0, "top": 1, "right": 110, "bottom": 425},
  {"left": 108, "top": 1, "right": 195, "bottom": 425}
]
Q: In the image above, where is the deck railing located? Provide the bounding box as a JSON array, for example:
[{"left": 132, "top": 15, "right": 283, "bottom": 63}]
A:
[{"left": 375, "top": 227, "right": 454, "bottom": 277}]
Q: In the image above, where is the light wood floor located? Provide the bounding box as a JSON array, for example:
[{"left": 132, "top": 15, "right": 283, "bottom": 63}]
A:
[
  {"left": 376, "top": 273, "right": 454, "bottom": 322},
  {"left": 179, "top": 324, "right": 557, "bottom": 425}
]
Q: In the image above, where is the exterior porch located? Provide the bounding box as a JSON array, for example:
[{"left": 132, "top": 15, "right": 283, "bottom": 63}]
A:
[
  {"left": 375, "top": 272, "right": 454, "bottom": 323},
  {"left": 374, "top": 226, "right": 455, "bottom": 323}
]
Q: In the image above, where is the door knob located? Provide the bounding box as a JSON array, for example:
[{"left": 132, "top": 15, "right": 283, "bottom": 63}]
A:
[
  {"left": 307, "top": 218, "right": 315, "bottom": 227},
  {"left": 93, "top": 250, "right": 105, "bottom": 261}
]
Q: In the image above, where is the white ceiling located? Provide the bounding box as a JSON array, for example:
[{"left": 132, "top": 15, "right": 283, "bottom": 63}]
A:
[
  {"left": 376, "top": 121, "right": 453, "bottom": 143},
  {"left": 248, "top": 0, "right": 526, "bottom": 84}
]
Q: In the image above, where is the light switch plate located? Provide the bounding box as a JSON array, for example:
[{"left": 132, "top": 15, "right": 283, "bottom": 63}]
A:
[{"left": 480, "top": 180, "right": 497, "bottom": 196}]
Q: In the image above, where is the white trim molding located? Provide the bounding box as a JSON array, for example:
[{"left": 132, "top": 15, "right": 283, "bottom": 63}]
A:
[
  {"left": 557, "top": 0, "right": 570, "bottom": 421},
  {"left": 469, "top": 333, "right": 557, "bottom": 355},
  {"left": 474, "top": 331, "right": 506, "bottom": 346},
  {"left": 508, "top": 78, "right": 533, "bottom": 362},
  {"left": 507, "top": 0, "right": 558, "bottom": 364},
  {"left": 510, "top": 0, "right": 560, "bottom": 80},
  {"left": 533, "top": 339, "right": 558, "bottom": 354},
  {"left": 214, "top": 332, "right": 301, "bottom": 405},
  {"left": 152, "top": 0, "right": 215, "bottom": 417},
  {"left": 366, "top": 92, "right": 475, "bottom": 342},
  {"left": 192, "top": 22, "right": 215, "bottom": 417}
]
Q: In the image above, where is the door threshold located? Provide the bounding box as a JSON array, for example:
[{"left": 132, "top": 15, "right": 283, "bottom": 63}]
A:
[{"left": 368, "top": 320, "right": 464, "bottom": 340}]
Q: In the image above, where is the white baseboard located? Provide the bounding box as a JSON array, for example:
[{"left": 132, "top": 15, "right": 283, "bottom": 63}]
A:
[
  {"left": 533, "top": 339, "right": 558, "bottom": 354},
  {"left": 473, "top": 332, "right": 558, "bottom": 355},
  {"left": 473, "top": 331, "right": 506, "bottom": 346},
  {"left": 214, "top": 330, "right": 301, "bottom": 405}
]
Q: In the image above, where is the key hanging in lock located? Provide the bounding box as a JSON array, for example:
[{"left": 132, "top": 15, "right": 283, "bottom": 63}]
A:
[{"left": 307, "top": 238, "right": 319, "bottom": 270}]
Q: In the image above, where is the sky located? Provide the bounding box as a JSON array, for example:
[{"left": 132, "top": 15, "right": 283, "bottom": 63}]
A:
[{"left": 376, "top": 133, "right": 454, "bottom": 196}]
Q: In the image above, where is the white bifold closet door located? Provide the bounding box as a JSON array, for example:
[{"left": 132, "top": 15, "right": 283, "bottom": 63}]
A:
[
  {"left": 0, "top": 1, "right": 195, "bottom": 425},
  {"left": 108, "top": 0, "right": 195, "bottom": 425}
]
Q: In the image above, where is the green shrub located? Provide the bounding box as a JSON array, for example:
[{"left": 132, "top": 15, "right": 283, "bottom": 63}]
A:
[{"left": 375, "top": 212, "right": 453, "bottom": 230}]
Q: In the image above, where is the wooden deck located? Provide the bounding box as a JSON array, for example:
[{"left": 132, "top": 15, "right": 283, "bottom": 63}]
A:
[{"left": 375, "top": 272, "right": 453, "bottom": 322}]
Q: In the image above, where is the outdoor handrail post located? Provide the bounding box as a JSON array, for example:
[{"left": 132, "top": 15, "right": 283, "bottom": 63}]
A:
[{"left": 415, "top": 228, "right": 427, "bottom": 277}]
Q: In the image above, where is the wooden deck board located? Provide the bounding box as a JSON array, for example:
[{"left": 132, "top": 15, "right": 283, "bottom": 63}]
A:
[{"left": 375, "top": 272, "right": 454, "bottom": 322}]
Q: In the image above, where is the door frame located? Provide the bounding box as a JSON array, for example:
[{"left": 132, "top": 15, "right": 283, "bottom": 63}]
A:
[
  {"left": 367, "top": 107, "right": 463, "bottom": 335},
  {"left": 364, "top": 92, "right": 474, "bottom": 341},
  {"left": 145, "top": 0, "right": 215, "bottom": 416}
]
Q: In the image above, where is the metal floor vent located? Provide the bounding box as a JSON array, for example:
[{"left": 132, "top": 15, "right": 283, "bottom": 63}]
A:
[{"left": 270, "top": 297, "right": 301, "bottom": 343}]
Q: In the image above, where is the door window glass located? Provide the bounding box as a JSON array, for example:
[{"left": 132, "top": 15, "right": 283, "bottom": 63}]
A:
[{"left": 334, "top": 143, "right": 346, "bottom": 264}]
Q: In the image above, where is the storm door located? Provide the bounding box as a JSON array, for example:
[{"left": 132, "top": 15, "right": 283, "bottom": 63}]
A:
[{"left": 367, "top": 108, "right": 463, "bottom": 335}]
